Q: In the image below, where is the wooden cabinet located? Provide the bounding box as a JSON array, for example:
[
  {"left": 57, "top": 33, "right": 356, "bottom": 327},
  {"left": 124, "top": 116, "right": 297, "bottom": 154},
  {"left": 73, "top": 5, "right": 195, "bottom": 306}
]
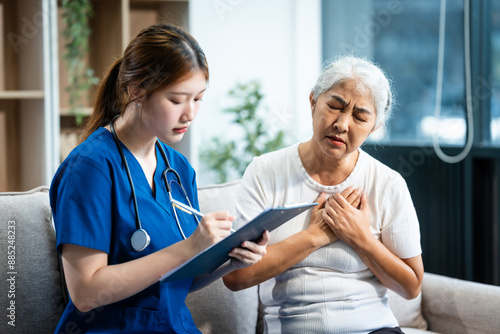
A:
[
  {"left": 59, "top": 0, "right": 191, "bottom": 161},
  {"left": 0, "top": 0, "right": 59, "bottom": 191}
]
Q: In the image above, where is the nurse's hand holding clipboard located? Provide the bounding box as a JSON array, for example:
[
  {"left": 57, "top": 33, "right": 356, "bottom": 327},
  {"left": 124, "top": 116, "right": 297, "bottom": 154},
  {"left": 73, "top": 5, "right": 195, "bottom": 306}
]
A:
[
  {"left": 228, "top": 229, "right": 270, "bottom": 267},
  {"left": 187, "top": 211, "right": 270, "bottom": 292}
]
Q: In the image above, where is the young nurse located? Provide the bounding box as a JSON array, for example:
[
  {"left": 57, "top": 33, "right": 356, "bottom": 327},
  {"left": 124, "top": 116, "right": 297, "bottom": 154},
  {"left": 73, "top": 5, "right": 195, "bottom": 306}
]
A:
[{"left": 50, "top": 23, "right": 269, "bottom": 333}]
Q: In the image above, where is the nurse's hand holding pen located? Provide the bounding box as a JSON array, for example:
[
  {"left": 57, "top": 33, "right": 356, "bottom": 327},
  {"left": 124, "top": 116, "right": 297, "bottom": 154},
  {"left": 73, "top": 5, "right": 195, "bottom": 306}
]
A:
[{"left": 186, "top": 210, "right": 235, "bottom": 253}]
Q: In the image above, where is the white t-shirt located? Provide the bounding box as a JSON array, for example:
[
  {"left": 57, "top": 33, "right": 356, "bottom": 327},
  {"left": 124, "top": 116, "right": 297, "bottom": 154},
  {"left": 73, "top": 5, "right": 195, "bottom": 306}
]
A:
[{"left": 234, "top": 143, "right": 422, "bottom": 334}]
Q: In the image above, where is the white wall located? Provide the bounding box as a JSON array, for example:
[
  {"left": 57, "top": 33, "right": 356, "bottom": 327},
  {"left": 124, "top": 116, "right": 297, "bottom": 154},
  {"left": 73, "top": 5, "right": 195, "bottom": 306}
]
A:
[{"left": 189, "top": 0, "right": 321, "bottom": 185}]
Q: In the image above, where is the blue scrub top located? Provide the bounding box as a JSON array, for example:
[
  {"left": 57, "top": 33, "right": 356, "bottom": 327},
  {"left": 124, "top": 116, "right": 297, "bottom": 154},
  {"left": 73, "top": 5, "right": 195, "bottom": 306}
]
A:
[{"left": 50, "top": 128, "right": 201, "bottom": 334}]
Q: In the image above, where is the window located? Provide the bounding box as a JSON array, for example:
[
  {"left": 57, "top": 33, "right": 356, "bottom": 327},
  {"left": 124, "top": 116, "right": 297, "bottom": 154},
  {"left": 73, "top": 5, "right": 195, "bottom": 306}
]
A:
[{"left": 322, "top": 0, "right": 477, "bottom": 147}]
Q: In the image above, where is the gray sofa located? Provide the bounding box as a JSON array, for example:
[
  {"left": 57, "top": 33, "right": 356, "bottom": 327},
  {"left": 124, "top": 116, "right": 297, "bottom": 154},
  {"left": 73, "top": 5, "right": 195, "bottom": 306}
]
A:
[{"left": 1, "top": 183, "right": 500, "bottom": 334}]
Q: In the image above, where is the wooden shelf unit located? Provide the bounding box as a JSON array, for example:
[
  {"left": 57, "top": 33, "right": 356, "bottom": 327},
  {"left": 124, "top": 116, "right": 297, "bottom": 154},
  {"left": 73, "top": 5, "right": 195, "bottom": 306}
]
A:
[
  {"left": 0, "top": 0, "right": 191, "bottom": 191},
  {"left": 0, "top": 0, "right": 59, "bottom": 191}
]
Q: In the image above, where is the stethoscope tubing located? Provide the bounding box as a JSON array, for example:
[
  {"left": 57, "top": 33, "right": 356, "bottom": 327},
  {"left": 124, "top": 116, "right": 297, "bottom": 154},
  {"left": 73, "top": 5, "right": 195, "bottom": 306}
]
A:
[
  {"left": 110, "top": 115, "right": 199, "bottom": 251},
  {"left": 110, "top": 117, "right": 143, "bottom": 232}
]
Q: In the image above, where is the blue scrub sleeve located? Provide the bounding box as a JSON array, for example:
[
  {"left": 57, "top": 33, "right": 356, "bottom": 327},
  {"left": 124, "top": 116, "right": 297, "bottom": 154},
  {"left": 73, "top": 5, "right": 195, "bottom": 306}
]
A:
[{"left": 52, "top": 154, "right": 113, "bottom": 255}]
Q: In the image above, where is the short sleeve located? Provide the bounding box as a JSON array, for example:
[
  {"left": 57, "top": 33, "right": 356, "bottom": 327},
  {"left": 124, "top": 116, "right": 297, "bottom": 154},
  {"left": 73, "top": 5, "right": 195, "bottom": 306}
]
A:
[
  {"left": 380, "top": 175, "right": 422, "bottom": 259},
  {"left": 51, "top": 154, "right": 113, "bottom": 254},
  {"left": 234, "top": 157, "right": 272, "bottom": 229}
]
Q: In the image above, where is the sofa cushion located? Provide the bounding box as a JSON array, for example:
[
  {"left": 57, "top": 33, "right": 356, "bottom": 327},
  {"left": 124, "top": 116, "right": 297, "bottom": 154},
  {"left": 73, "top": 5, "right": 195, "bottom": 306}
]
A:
[
  {"left": 0, "top": 186, "right": 66, "bottom": 333},
  {"left": 187, "top": 180, "right": 260, "bottom": 334},
  {"left": 421, "top": 272, "right": 500, "bottom": 333},
  {"left": 387, "top": 289, "right": 428, "bottom": 330}
]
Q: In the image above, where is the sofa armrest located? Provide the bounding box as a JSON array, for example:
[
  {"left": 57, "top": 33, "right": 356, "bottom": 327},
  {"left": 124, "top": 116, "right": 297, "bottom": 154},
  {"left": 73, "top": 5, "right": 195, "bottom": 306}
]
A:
[
  {"left": 0, "top": 186, "right": 67, "bottom": 333},
  {"left": 421, "top": 272, "right": 500, "bottom": 333}
]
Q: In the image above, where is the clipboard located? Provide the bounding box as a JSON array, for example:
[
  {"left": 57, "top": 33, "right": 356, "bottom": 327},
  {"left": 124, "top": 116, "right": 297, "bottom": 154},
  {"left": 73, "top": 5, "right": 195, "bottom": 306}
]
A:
[{"left": 159, "top": 202, "right": 317, "bottom": 282}]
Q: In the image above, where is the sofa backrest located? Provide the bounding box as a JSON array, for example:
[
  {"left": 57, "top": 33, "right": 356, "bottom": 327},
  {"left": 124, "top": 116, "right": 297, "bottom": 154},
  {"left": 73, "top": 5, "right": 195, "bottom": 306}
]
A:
[
  {"left": 0, "top": 186, "right": 67, "bottom": 333},
  {"left": 186, "top": 180, "right": 261, "bottom": 334}
]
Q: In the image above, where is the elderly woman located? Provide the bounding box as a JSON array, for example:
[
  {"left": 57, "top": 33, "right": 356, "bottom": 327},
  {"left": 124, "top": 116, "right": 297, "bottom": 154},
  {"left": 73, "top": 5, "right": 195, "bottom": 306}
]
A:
[{"left": 223, "top": 56, "right": 423, "bottom": 334}]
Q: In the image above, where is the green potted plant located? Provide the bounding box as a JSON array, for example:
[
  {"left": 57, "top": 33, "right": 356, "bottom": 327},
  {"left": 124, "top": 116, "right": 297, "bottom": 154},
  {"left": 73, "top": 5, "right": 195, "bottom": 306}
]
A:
[
  {"left": 60, "top": 0, "right": 99, "bottom": 124},
  {"left": 201, "top": 81, "right": 286, "bottom": 183}
]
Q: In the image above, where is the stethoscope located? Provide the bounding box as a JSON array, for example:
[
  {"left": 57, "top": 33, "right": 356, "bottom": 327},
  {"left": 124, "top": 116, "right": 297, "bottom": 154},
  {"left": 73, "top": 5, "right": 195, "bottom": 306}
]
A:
[{"left": 110, "top": 116, "right": 200, "bottom": 252}]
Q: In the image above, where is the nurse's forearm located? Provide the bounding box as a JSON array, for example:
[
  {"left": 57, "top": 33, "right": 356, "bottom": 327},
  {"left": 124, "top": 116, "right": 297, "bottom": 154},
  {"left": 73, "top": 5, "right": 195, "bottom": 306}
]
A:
[
  {"left": 61, "top": 240, "right": 199, "bottom": 313},
  {"left": 222, "top": 228, "right": 326, "bottom": 291}
]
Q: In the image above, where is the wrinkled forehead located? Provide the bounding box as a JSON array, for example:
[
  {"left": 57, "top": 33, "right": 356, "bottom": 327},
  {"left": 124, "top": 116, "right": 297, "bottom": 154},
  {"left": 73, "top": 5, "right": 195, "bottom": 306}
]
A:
[{"left": 329, "top": 79, "right": 375, "bottom": 106}]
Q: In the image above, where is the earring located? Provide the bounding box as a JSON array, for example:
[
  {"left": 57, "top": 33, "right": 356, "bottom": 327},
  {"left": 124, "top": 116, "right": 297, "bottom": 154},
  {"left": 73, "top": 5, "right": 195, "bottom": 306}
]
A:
[{"left": 137, "top": 102, "right": 141, "bottom": 108}]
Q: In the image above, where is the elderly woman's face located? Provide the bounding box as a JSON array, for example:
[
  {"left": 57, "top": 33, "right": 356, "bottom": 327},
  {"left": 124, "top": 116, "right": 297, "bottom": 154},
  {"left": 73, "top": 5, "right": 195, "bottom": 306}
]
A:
[{"left": 310, "top": 79, "right": 378, "bottom": 160}]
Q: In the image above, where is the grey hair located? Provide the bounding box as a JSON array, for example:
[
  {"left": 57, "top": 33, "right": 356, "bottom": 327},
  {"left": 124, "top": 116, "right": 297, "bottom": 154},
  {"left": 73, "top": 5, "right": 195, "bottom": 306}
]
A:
[{"left": 311, "top": 56, "right": 393, "bottom": 126}]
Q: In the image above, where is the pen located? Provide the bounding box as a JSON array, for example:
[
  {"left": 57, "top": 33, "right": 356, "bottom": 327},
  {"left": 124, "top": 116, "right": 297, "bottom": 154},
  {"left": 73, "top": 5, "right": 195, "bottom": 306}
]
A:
[
  {"left": 171, "top": 198, "right": 204, "bottom": 217},
  {"left": 171, "top": 198, "right": 236, "bottom": 232}
]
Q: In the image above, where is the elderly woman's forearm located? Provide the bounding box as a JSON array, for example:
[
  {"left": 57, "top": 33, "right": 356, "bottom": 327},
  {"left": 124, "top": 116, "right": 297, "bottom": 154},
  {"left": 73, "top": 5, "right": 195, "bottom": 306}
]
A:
[{"left": 353, "top": 237, "right": 424, "bottom": 299}]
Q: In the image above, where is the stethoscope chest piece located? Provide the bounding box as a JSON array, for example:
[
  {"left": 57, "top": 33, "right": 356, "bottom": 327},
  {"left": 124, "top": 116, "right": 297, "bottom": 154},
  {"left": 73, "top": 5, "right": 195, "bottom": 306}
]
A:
[{"left": 131, "top": 228, "right": 151, "bottom": 252}]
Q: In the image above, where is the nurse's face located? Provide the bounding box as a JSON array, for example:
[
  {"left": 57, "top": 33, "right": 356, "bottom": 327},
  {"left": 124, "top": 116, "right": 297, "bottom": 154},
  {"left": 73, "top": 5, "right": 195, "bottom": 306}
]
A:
[{"left": 142, "top": 70, "right": 207, "bottom": 144}]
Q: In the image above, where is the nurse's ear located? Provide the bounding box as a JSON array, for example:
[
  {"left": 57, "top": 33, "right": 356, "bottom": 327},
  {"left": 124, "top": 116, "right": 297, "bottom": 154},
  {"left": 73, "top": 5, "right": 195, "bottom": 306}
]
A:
[{"left": 127, "top": 85, "right": 144, "bottom": 104}]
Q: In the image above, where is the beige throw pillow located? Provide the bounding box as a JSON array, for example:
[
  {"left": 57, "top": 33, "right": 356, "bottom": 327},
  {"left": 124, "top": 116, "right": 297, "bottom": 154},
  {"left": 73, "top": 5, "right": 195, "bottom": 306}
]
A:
[{"left": 387, "top": 289, "right": 428, "bottom": 330}]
